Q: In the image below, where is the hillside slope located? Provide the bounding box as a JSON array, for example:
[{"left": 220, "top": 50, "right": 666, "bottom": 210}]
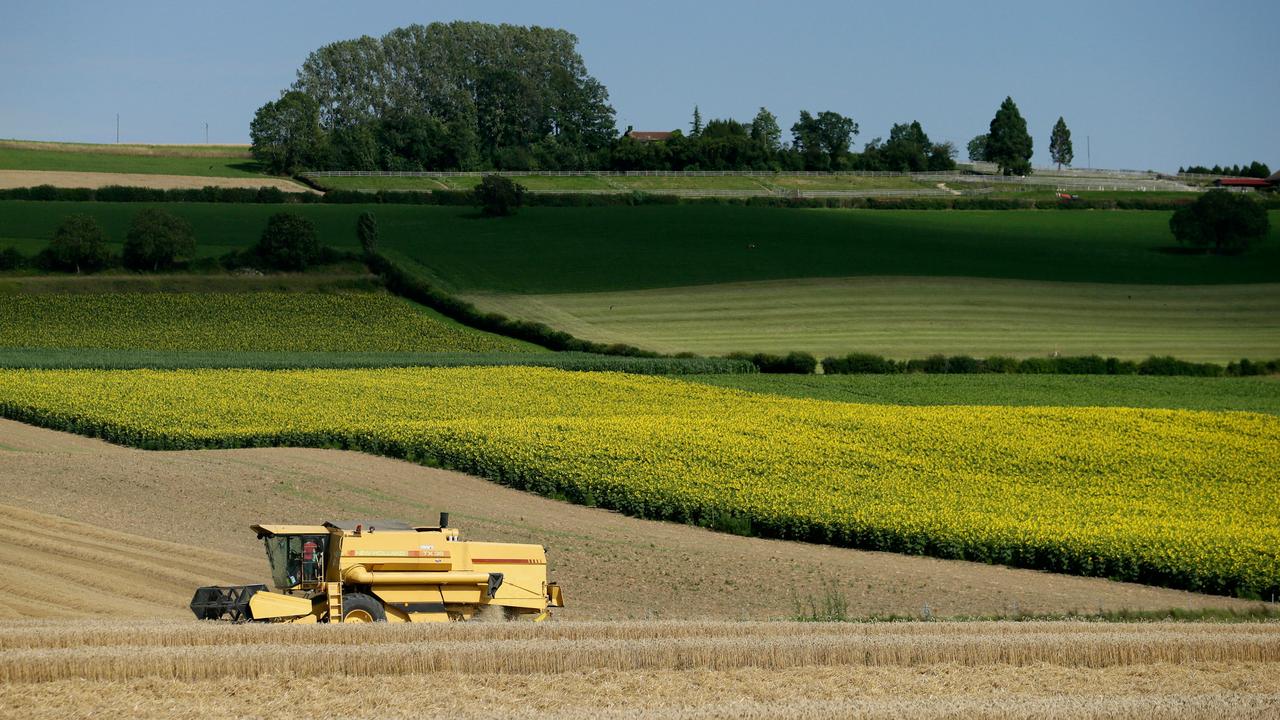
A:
[{"left": 0, "top": 418, "right": 1260, "bottom": 621}]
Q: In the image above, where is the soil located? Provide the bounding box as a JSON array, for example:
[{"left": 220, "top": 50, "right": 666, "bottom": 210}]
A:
[
  {"left": 0, "top": 418, "right": 1262, "bottom": 621},
  {"left": 0, "top": 170, "right": 312, "bottom": 192}
]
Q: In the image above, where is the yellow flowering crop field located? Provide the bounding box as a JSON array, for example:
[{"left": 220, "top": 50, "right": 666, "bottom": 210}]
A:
[
  {"left": 0, "top": 366, "right": 1275, "bottom": 597},
  {"left": 0, "top": 292, "right": 523, "bottom": 352}
]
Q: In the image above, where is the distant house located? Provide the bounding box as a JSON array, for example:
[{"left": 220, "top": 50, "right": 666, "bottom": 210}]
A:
[
  {"left": 625, "top": 130, "right": 674, "bottom": 143},
  {"left": 1214, "top": 177, "right": 1272, "bottom": 190}
]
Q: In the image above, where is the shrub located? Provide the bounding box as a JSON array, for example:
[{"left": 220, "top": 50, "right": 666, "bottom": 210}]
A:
[
  {"left": 1017, "top": 357, "right": 1056, "bottom": 374},
  {"left": 727, "top": 351, "right": 817, "bottom": 374},
  {"left": 822, "top": 353, "right": 898, "bottom": 374},
  {"left": 356, "top": 211, "right": 379, "bottom": 256},
  {"left": 1054, "top": 355, "right": 1109, "bottom": 375},
  {"left": 1106, "top": 357, "right": 1138, "bottom": 375},
  {"left": 1138, "top": 356, "right": 1223, "bottom": 377},
  {"left": 474, "top": 174, "right": 527, "bottom": 217},
  {"left": 47, "top": 214, "right": 111, "bottom": 273},
  {"left": 253, "top": 213, "right": 320, "bottom": 271},
  {"left": 981, "top": 356, "right": 1019, "bottom": 373},
  {"left": 122, "top": 209, "right": 196, "bottom": 271},
  {"left": 0, "top": 247, "right": 26, "bottom": 271},
  {"left": 945, "top": 355, "right": 980, "bottom": 373},
  {"left": 1170, "top": 190, "right": 1269, "bottom": 254}
]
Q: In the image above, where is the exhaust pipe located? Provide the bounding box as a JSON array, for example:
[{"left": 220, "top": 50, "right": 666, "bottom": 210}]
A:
[{"left": 439, "top": 511, "right": 449, "bottom": 528}]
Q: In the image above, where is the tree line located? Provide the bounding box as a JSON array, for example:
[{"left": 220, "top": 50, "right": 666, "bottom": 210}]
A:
[
  {"left": 1178, "top": 161, "right": 1271, "bottom": 178},
  {"left": 258, "top": 22, "right": 1100, "bottom": 175}
]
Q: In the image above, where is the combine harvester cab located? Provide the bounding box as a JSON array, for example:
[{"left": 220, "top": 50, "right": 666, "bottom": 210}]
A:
[{"left": 191, "top": 513, "right": 563, "bottom": 623}]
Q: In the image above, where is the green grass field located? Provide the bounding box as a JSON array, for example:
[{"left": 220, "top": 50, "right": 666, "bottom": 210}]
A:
[
  {"left": 0, "top": 291, "right": 529, "bottom": 352},
  {"left": 0, "top": 140, "right": 263, "bottom": 177},
  {"left": 463, "top": 276, "right": 1280, "bottom": 361},
  {"left": 4, "top": 202, "right": 1276, "bottom": 359},
  {"left": 4, "top": 203, "right": 1278, "bottom": 290},
  {"left": 691, "top": 374, "right": 1280, "bottom": 415}
]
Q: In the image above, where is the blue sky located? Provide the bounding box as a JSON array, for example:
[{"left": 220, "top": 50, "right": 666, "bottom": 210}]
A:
[{"left": 1, "top": 0, "right": 1276, "bottom": 171}]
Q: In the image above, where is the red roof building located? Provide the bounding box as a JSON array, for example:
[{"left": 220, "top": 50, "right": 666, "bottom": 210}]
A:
[
  {"left": 625, "top": 130, "right": 674, "bottom": 143},
  {"left": 1215, "top": 177, "right": 1271, "bottom": 188}
]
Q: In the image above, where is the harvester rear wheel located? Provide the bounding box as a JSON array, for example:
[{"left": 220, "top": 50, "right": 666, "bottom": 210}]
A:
[{"left": 341, "top": 593, "right": 386, "bottom": 623}]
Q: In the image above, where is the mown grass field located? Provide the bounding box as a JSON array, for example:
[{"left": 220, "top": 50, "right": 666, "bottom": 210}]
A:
[
  {"left": 3, "top": 202, "right": 1276, "bottom": 359},
  {"left": 0, "top": 140, "right": 262, "bottom": 177},
  {"left": 0, "top": 292, "right": 527, "bottom": 352},
  {"left": 691, "top": 374, "right": 1280, "bottom": 415},
  {"left": 466, "top": 276, "right": 1280, "bottom": 361},
  {"left": 0, "top": 366, "right": 1275, "bottom": 597}
]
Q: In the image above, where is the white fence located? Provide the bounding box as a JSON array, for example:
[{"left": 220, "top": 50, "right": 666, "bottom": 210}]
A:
[{"left": 303, "top": 167, "right": 1203, "bottom": 196}]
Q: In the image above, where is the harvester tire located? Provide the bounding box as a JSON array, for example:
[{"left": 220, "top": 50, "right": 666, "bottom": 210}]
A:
[{"left": 341, "top": 593, "right": 386, "bottom": 623}]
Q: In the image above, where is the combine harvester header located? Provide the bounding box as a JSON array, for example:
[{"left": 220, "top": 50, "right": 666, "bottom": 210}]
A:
[{"left": 191, "top": 513, "right": 563, "bottom": 623}]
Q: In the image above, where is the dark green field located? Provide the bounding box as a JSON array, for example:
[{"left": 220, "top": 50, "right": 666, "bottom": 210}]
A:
[
  {"left": 4, "top": 201, "right": 1276, "bottom": 360},
  {"left": 3, "top": 202, "right": 1278, "bottom": 290},
  {"left": 692, "top": 374, "right": 1280, "bottom": 415}
]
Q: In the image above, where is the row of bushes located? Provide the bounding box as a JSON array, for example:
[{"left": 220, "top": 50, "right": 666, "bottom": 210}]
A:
[
  {"left": 368, "top": 251, "right": 682, "bottom": 359},
  {"left": 7, "top": 184, "right": 1278, "bottom": 212},
  {"left": 0, "top": 349, "right": 756, "bottom": 375},
  {"left": 0, "top": 184, "right": 316, "bottom": 204},
  {"left": 821, "top": 352, "right": 1280, "bottom": 377}
]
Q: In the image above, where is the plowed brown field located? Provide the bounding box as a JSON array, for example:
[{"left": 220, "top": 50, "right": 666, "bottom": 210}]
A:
[{"left": 0, "top": 418, "right": 1263, "bottom": 621}]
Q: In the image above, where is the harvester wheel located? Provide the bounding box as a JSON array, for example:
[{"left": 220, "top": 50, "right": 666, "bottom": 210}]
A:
[{"left": 340, "top": 593, "right": 386, "bottom": 623}]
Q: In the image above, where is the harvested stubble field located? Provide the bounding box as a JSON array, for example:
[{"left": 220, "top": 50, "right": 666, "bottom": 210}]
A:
[
  {"left": 0, "top": 619, "right": 1277, "bottom": 719},
  {"left": 0, "top": 418, "right": 1262, "bottom": 622}
]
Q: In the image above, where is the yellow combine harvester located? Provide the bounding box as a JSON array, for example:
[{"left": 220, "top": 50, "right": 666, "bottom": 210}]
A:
[{"left": 190, "top": 514, "right": 563, "bottom": 623}]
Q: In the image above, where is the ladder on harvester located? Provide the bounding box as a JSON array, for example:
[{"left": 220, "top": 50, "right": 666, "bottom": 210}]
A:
[{"left": 326, "top": 582, "right": 343, "bottom": 622}]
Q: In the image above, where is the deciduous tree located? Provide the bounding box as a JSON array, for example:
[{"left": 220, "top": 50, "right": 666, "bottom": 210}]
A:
[
  {"left": 967, "top": 134, "right": 989, "bottom": 163},
  {"left": 48, "top": 215, "right": 110, "bottom": 274},
  {"left": 1169, "top": 190, "right": 1269, "bottom": 255},
  {"left": 749, "top": 107, "right": 781, "bottom": 152},
  {"left": 254, "top": 213, "right": 320, "bottom": 270},
  {"left": 475, "top": 174, "right": 527, "bottom": 217},
  {"left": 122, "top": 209, "right": 196, "bottom": 271},
  {"left": 249, "top": 91, "right": 323, "bottom": 175}
]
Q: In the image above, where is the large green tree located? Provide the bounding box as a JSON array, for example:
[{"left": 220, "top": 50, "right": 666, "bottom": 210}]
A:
[
  {"left": 1049, "top": 116, "right": 1074, "bottom": 170},
  {"left": 47, "top": 215, "right": 110, "bottom": 274},
  {"left": 966, "top": 134, "right": 989, "bottom": 163},
  {"left": 1170, "top": 191, "right": 1269, "bottom": 255},
  {"left": 249, "top": 91, "right": 323, "bottom": 175},
  {"left": 986, "top": 97, "right": 1033, "bottom": 176},
  {"left": 790, "top": 110, "right": 858, "bottom": 170},
  {"left": 749, "top": 107, "right": 781, "bottom": 153},
  {"left": 289, "top": 22, "right": 615, "bottom": 170},
  {"left": 122, "top": 209, "right": 196, "bottom": 271}
]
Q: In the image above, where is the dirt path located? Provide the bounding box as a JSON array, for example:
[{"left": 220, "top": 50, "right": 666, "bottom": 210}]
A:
[
  {"left": 0, "top": 169, "right": 313, "bottom": 192},
  {"left": 0, "top": 418, "right": 1263, "bottom": 621}
]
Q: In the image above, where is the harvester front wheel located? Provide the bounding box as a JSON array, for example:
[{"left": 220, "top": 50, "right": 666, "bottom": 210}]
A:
[{"left": 340, "top": 593, "right": 386, "bottom": 623}]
